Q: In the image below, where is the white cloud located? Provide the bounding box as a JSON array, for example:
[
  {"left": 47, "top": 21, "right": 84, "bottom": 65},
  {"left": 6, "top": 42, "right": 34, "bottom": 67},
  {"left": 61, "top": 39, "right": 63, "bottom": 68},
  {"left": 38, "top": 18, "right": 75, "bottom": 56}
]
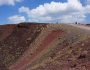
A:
[
  {"left": 29, "top": 19, "right": 38, "bottom": 22},
  {"left": 19, "top": 0, "right": 90, "bottom": 23},
  {"left": 86, "top": 0, "right": 90, "bottom": 5},
  {"left": 0, "top": 0, "right": 22, "bottom": 6},
  {"left": 8, "top": 15, "right": 26, "bottom": 23}
]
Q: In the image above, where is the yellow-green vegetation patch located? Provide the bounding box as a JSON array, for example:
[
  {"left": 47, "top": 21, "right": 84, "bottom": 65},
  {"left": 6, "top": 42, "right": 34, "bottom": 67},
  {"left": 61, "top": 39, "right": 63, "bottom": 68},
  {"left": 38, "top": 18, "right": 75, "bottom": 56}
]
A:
[{"left": 3, "top": 53, "right": 15, "bottom": 67}]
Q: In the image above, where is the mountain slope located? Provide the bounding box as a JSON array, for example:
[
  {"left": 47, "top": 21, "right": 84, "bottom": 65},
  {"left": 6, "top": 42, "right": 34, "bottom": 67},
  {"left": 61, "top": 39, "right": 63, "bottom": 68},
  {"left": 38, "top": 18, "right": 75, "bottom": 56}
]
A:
[
  {"left": 0, "top": 23, "right": 90, "bottom": 70},
  {"left": 0, "top": 22, "right": 47, "bottom": 70},
  {"left": 21, "top": 24, "right": 90, "bottom": 70}
]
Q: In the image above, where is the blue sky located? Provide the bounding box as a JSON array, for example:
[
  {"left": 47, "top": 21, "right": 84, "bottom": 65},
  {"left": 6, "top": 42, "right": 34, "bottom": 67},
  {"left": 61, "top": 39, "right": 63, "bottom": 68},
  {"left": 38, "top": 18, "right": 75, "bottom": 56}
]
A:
[{"left": 0, "top": 0, "right": 90, "bottom": 24}]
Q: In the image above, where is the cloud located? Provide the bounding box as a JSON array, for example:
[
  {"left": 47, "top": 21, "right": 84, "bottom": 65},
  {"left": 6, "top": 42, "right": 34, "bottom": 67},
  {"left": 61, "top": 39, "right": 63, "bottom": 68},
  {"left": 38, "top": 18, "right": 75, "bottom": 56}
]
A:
[
  {"left": 86, "top": 0, "right": 90, "bottom": 5},
  {"left": 0, "top": 0, "right": 22, "bottom": 6},
  {"left": 29, "top": 19, "right": 38, "bottom": 22},
  {"left": 19, "top": 0, "right": 90, "bottom": 23},
  {"left": 8, "top": 15, "right": 26, "bottom": 23}
]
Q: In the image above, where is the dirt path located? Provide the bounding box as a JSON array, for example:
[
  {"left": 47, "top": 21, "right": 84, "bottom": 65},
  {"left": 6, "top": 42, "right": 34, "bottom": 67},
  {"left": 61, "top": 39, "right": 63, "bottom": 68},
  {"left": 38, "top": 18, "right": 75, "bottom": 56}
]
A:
[{"left": 68, "top": 24, "right": 90, "bottom": 31}]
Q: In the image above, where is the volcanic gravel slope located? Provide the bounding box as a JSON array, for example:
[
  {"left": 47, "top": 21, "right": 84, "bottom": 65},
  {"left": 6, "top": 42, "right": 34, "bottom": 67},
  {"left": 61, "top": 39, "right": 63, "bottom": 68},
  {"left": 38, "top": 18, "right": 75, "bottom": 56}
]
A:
[
  {"left": 0, "top": 22, "right": 47, "bottom": 70},
  {"left": 0, "top": 23, "right": 90, "bottom": 70}
]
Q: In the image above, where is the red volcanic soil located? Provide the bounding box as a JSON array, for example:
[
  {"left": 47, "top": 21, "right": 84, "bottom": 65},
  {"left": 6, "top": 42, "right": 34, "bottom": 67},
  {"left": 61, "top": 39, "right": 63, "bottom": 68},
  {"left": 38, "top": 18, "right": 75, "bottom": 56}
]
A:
[
  {"left": 9, "top": 29, "right": 63, "bottom": 70},
  {"left": 58, "top": 38, "right": 90, "bottom": 70},
  {"left": 0, "top": 24, "right": 16, "bottom": 41},
  {"left": 0, "top": 22, "right": 47, "bottom": 70},
  {"left": 0, "top": 23, "right": 90, "bottom": 70},
  {"left": 31, "top": 36, "right": 90, "bottom": 70}
]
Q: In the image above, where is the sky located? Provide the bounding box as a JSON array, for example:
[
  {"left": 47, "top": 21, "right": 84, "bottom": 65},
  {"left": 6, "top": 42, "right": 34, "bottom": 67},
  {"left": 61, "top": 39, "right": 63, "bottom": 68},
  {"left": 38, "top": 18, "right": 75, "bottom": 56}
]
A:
[{"left": 0, "top": 0, "right": 90, "bottom": 24}]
